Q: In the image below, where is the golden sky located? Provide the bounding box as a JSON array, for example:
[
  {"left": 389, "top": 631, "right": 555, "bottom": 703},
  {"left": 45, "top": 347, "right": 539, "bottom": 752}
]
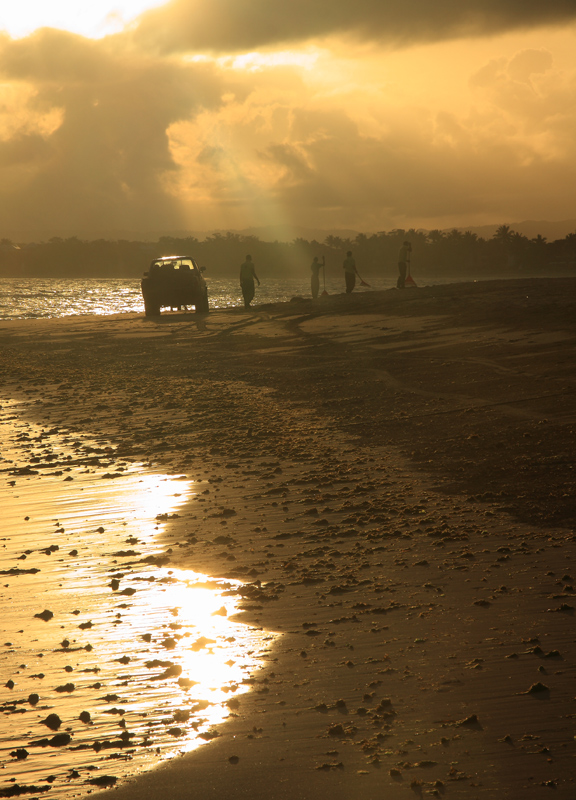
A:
[{"left": 1, "top": 0, "right": 576, "bottom": 238}]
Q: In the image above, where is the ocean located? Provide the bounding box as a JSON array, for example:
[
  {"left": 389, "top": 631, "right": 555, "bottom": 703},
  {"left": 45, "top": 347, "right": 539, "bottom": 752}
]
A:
[{"left": 0, "top": 275, "right": 390, "bottom": 320}]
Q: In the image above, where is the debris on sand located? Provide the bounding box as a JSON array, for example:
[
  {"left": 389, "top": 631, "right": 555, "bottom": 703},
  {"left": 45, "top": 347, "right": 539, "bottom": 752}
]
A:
[
  {"left": 85, "top": 775, "right": 117, "bottom": 787},
  {"left": 0, "top": 784, "right": 51, "bottom": 796},
  {"left": 9, "top": 749, "right": 28, "bottom": 760},
  {"left": 525, "top": 682, "right": 550, "bottom": 694},
  {"left": 34, "top": 609, "right": 53, "bottom": 622},
  {"left": 456, "top": 714, "right": 481, "bottom": 728},
  {"left": 40, "top": 714, "right": 62, "bottom": 731}
]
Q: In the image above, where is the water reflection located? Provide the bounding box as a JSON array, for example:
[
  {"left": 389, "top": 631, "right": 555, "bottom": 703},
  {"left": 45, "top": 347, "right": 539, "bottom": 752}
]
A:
[
  {"left": 0, "top": 275, "right": 378, "bottom": 319},
  {"left": 0, "top": 401, "right": 277, "bottom": 798}
]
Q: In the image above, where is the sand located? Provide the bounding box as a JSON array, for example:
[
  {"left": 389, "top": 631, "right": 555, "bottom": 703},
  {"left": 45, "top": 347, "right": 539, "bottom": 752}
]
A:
[{"left": 1, "top": 277, "right": 576, "bottom": 799}]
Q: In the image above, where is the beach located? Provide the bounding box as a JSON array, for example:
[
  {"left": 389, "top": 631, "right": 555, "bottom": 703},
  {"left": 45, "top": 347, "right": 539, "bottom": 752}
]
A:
[{"left": 1, "top": 277, "right": 576, "bottom": 799}]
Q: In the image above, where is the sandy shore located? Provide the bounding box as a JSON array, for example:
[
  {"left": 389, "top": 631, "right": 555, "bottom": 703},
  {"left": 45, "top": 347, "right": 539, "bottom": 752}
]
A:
[{"left": 1, "top": 278, "right": 576, "bottom": 799}]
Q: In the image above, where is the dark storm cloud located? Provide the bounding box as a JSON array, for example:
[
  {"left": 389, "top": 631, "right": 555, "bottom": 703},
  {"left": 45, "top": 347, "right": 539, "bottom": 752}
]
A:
[
  {"left": 134, "top": 0, "right": 576, "bottom": 54},
  {"left": 0, "top": 28, "right": 227, "bottom": 234}
]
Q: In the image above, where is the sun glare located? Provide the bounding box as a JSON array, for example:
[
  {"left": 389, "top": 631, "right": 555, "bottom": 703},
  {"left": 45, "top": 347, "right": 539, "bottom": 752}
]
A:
[
  {"left": 1, "top": 403, "right": 280, "bottom": 791},
  {"left": 227, "top": 50, "right": 319, "bottom": 72},
  {"left": 0, "top": 0, "right": 166, "bottom": 39}
]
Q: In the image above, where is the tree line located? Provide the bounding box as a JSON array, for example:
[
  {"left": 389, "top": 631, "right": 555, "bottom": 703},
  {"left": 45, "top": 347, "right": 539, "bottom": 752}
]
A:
[{"left": 1, "top": 225, "right": 575, "bottom": 279}]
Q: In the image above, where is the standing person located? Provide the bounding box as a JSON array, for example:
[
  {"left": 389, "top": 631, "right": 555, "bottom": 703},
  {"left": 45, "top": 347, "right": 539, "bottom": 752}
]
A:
[
  {"left": 311, "top": 255, "right": 325, "bottom": 300},
  {"left": 397, "top": 241, "right": 412, "bottom": 289},
  {"left": 240, "top": 254, "right": 260, "bottom": 308},
  {"left": 343, "top": 250, "right": 358, "bottom": 293}
]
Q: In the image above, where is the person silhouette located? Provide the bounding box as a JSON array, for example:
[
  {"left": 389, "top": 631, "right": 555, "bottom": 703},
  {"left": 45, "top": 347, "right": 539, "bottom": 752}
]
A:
[
  {"left": 240, "top": 255, "right": 260, "bottom": 308},
  {"left": 397, "top": 241, "right": 411, "bottom": 289},
  {"left": 311, "top": 256, "right": 325, "bottom": 299},
  {"left": 343, "top": 251, "right": 358, "bottom": 293}
]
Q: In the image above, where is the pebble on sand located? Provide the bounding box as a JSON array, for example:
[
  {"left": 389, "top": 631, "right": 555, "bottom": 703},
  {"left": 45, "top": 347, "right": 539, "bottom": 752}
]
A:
[
  {"left": 49, "top": 733, "right": 72, "bottom": 747},
  {"left": 86, "top": 775, "right": 117, "bottom": 787},
  {"left": 54, "top": 683, "right": 75, "bottom": 693},
  {"left": 41, "top": 714, "right": 62, "bottom": 731},
  {"left": 456, "top": 714, "right": 481, "bottom": 727},
  {"left": 34, "top": 609, "right": 54, "bottom": 622},
  {"left": 525, "top": 682, "right": 550, "bottom": 694}
]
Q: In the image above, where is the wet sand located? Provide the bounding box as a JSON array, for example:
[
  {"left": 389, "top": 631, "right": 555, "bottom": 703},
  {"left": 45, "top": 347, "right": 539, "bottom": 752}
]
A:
[
  {"left": 0, "top": 402, "right": 277, "bottom": 798},
  {"left": 1, "top": 278, "right": 576, "bottom": 799}
]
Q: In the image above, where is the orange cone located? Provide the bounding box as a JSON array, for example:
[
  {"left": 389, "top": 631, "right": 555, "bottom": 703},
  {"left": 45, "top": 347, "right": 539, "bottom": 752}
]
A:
[{"left": 405, "top": 262, "right": 417, "bottom": 287}]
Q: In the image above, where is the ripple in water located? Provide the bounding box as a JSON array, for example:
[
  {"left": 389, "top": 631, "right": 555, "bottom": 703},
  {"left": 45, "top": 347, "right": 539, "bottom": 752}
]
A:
[{"left": 0, "top": 275, "right": 381, "bottom": 320}]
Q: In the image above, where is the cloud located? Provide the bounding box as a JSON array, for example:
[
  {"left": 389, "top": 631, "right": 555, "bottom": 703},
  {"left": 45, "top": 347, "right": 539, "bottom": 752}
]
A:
[
  {"left": 1, "top": 18, "right": 576, "bottom": 239},
  {"left": 470, "top": 48, "right": 554, "bottom": 93},
  {"left": 255, "top": 109, "right": 576, "bottom": 229},
  {"left": 163, "top": 45, "right": 576, "bottom": 232},
  {"left": 0, "top": 28, "right": 228, "bottom": 235},
  {"left": 133, "top": 0, "right": 576, "bottom": 54},
  {"left": 469, "top": 47, "right": 576, "bottom": 138}
]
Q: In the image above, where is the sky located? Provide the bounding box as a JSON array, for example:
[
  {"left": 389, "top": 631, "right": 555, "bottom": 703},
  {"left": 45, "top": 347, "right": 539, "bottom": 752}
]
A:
[{"left": 1, "top": 0, "right": 576, "bottom": 239}]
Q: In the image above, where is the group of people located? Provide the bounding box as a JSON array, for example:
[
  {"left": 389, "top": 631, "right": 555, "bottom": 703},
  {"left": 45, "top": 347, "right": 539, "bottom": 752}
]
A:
[{"left": 239, "top": 241, "right": 413, "bottom": 308}]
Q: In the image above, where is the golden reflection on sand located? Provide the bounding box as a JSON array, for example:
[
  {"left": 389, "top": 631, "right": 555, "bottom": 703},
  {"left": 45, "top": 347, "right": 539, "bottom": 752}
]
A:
[{"left": 1, "top": 399, "right": 278, "bottom": 798}]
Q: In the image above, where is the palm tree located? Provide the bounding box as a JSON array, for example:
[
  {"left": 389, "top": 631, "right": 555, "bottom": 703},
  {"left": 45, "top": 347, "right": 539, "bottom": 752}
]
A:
[
  {"left": 563, "top": 232, "right": 576, "bottom": 258},
  {"left": 463, "top": 231, "right": 479, "bottom": 245},
  {"left": 493, "top": 225, "right": 514, "bottom": 246}
]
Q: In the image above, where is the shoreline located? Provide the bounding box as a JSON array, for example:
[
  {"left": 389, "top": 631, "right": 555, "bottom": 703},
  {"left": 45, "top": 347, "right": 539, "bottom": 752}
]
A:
[
  {"left": 0, "top": 398, "right": 277, "bottom": 799},
  {"left": 2, "top": 277, "right": 576, "bottom": 798}
]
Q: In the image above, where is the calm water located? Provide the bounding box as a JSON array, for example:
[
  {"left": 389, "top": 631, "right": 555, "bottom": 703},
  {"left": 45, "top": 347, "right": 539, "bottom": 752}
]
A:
[
  {"left": 2, "top": 270, "right": 572, "bottom": 321},
  {"left": 0, "top": 276, "right": 388, "bottom": 320}
]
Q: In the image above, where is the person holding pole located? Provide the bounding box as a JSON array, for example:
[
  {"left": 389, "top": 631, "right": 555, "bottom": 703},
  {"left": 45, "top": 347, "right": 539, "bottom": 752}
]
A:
[
  {"left": 397, "top": 241, "right": 412, "bottom": 289},
  {"left": 311, "top": 255, "right": 325, "bottom": 300},
  {"left": 343, "top": 250, "right": 358, "bottom": 293}
]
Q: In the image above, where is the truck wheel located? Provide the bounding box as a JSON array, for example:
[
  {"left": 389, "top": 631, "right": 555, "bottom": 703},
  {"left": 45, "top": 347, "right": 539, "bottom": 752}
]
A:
[
  {"left": 196, "top": 289, "right": 209, "bottom": 313},
  {"left": 144, "top": 301, "right": 161, "bottom": 316}
]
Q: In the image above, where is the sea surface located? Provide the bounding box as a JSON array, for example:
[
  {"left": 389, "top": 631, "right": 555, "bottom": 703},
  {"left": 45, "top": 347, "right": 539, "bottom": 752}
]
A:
[
  {"left": 0, "top": 276, "right": 390, "bottom": 320},
  {"left": 1, "top": 269, "right": 572, "bottom": 321}
]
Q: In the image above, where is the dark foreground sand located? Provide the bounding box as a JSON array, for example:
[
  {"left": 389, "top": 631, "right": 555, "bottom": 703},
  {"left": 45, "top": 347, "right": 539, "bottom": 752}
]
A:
[{"left": 1, "top": 278, "right": 576, "bottom": 799}]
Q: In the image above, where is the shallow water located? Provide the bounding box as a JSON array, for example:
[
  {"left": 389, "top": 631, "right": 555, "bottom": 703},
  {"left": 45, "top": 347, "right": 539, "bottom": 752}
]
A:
[
  {"left": 0, "top": 276, "right": 381, "bottom": 320},
  {"left": 1, "top": 400, "right": 277, "bottom": 798},
  {"left": 2, "top": 269, "right": 570, "bottom": 321}
]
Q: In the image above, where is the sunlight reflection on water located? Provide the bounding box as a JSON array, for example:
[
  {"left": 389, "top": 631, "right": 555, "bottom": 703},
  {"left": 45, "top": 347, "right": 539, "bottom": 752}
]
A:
[
  {"left": 0, "top": 276, "right": 381, "bottom": 319},
  {"left": 1, "top": 400, "right": 277, "bottom": 798}
]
